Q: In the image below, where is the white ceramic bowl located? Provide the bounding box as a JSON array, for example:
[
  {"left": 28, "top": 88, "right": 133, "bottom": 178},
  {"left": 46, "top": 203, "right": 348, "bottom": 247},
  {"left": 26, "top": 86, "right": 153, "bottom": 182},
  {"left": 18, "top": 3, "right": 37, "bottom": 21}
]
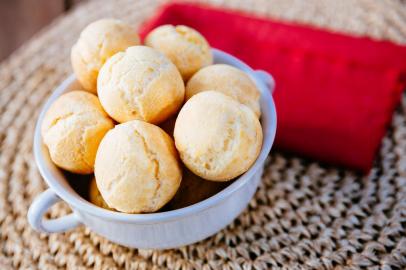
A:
[{"left": 27, "top": 49, "right": 277, "bottom": 249}]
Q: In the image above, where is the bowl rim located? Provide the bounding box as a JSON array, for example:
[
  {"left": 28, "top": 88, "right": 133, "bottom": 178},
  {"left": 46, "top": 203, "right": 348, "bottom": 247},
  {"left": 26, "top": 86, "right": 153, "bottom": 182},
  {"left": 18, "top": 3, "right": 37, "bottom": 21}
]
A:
[{"left": 33, "top": 48, "right": 277, "bottom": 224}]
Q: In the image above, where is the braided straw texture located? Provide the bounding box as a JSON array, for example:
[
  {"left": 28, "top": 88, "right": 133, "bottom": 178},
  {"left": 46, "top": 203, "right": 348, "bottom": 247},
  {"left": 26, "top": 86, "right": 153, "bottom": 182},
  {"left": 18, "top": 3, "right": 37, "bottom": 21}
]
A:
[{"left": 1, "top": 0, "right": 406, "bottom": 269}]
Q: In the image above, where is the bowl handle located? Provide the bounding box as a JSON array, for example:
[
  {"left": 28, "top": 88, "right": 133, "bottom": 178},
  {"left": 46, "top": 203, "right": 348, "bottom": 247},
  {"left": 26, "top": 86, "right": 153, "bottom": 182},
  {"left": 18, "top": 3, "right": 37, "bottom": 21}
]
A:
[
  {"left": 253, "top": 70, "right": 275, "bottom": 94},
  {"left": 27, "top": 188, "right": 82, "bottom": 233}
]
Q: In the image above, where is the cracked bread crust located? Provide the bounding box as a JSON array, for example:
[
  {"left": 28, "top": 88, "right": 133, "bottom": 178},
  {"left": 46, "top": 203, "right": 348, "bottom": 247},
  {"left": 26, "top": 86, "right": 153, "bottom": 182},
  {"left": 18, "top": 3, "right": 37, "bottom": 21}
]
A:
[
  {"left": 174, "top": 91, "right": 263, "bottom": 181},
  {"left": 71, "top": 19, "right": 140, "bottom": 93},
  {"left": 94, "top": 120, "right": 182, "bottom": 213},
  {"left": 186, "top": 64, "right": 261, "bottom": 117},
  {"left": 97, "top": 46, "right": 185, "bottom": 124},
  {"left": 145, "top": 25, "right": 213, "bottom": 80},
  {"left": 41, "top": 91, "right": 114, "bottom": 174}
]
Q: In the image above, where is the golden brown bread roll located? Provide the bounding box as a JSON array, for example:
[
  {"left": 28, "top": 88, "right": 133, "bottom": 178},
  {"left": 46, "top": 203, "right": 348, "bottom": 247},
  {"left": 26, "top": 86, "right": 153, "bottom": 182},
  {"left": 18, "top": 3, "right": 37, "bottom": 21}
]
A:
[
  {"left": 71, "top": 19, "right": 140, "bottom": 93},
  {"left": 145, "top": 25, "right": 213, "bottom": 80},
  {"left": 95, "top": 120, "right": 182, "bottom": 213},
  {"left": 89, "top": 177, "right": 114, "bottom": 210},
  {"left": 97, "top": 46, "right": 185, "bottom": 124},
  {"left": 186, "top": 64, "right": 261, "bottom": 117},
  {"left": 174, "top": 91, "right": 263, "bottom": 181},
  {"left": 41, "top": 91, "right": 114, "bottom": 174}
]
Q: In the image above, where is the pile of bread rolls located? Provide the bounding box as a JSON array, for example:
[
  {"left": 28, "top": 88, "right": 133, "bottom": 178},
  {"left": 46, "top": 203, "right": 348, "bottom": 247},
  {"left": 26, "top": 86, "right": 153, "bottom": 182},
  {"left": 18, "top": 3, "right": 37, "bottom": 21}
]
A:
[{"left": 41, "top": 19, "right": 263, "bottom": 214}]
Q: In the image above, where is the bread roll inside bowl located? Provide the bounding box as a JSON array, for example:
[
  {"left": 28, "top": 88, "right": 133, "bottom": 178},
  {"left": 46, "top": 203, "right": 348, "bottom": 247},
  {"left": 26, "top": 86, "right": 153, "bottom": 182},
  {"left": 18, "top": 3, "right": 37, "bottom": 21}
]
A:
[
  {"left": 41, "top": 91, "right": 114, "bottom": 174},
  {"left": 145, "top": 25, "right": 213, "bottom": 80},
  {"left": 28, "top": 49, "right": 276, "bottom": 249},
  {"left": 186, "top": 64, "right": 261, "bottom": 117},
  {"left": 174, "top": 91, "right": 263, "bottom": 181},
  {"left": 95, "top": 120, "right": 182, "bottom": 213},
  {"left": 97, "top": 46, "right": 185, "bottom": 124},
  {"left": 89, "top": 177, "right": 113, "bottom": 211},
  {"left": 71, "top": 19, "right": 140, "bottom": 93}
]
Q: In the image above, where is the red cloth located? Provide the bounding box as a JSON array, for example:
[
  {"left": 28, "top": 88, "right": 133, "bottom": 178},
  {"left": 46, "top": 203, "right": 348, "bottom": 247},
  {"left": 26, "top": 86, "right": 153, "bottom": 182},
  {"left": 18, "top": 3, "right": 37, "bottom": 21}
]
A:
[{"left": 139, "top": 3, "right": 406, "bottom": 172}]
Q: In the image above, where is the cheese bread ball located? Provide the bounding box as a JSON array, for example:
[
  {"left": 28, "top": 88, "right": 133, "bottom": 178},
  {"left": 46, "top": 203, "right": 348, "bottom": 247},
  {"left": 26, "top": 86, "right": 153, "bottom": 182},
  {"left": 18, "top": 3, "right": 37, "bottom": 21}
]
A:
[
  {"left": 97, "top": 46, "right": 185, "bottom": 124},
  {"left": 71, "top": 19, "right": 140, "bottom": 93},
  {"left": 41, "top": 91, "right": 114, "bottom": 174},
  {"left": 95, "top": 120, "right": 182, "bottom": 213},
  {"left": 145, "top": 25, "right": 213, "bottom": 80},
  {"left": 89, "top": 177, "right": 114, "bottom": 210},
  {"left": 186, "top": 64, "right": 261, "bottom": 117},
  {"left": 174, "top": 91, "right": 263, "bottom": 181}
]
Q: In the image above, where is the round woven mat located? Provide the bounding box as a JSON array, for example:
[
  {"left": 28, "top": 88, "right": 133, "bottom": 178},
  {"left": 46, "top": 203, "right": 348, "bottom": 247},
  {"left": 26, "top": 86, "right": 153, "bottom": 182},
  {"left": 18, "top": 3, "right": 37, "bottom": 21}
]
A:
[{"left": 1, "top": 0, "right": 406, "bottom": 269}]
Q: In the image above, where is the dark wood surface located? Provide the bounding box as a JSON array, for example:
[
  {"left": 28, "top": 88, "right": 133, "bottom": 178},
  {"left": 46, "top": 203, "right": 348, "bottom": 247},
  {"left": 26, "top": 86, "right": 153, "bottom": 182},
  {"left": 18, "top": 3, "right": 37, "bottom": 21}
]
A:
[{"left": 0, "top": 0, "right": 82, "bottom": 61}]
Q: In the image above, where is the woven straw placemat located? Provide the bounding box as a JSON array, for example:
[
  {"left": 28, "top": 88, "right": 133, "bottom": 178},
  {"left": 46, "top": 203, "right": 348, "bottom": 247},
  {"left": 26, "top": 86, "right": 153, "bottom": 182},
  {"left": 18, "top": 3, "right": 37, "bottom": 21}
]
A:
[{"left": 1, "top": 0, "right": 406, "bottom": 269}]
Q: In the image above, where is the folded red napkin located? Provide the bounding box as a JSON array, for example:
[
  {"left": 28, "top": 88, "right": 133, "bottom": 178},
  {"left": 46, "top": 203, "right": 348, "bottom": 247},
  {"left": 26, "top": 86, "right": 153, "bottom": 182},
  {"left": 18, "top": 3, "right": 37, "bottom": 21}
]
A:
[{"left": 139, "top": 3, "right": 406, "bottom": 172}]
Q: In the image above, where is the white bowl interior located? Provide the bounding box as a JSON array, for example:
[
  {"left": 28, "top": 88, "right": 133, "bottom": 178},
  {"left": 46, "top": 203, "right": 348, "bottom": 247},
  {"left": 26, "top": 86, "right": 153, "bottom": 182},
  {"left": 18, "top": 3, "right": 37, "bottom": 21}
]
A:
[{"left": 33, "top": 49, "right": 277, "bottom": 223}]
